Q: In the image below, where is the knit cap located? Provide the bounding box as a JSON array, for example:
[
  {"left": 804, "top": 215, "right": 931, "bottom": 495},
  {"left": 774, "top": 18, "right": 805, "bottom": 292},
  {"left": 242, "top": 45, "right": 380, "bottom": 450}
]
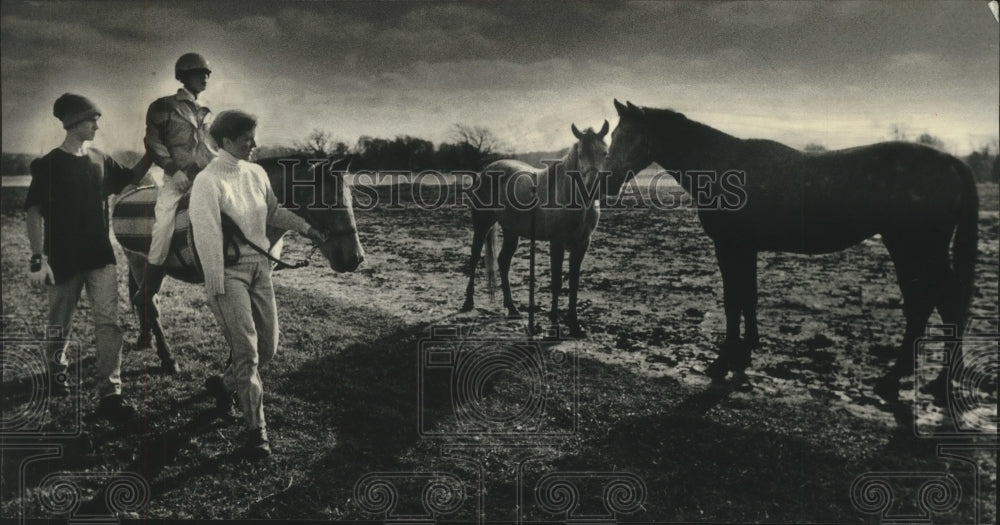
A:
[{"left": 53, "top": 93, "right": 101, "bottom": 129}]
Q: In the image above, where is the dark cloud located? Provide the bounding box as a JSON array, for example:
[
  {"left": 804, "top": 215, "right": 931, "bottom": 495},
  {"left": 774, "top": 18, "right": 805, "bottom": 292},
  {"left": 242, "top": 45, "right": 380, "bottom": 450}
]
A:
[{"left": 2, "top": 1, "right": 996, "bottom": 155}]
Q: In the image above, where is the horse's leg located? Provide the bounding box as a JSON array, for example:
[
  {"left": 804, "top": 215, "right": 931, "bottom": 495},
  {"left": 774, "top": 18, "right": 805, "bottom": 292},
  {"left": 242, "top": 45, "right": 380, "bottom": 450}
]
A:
[
  {"left": 127, "top": 254, "right": 179, "bottom": 374},
  {"left": 150, "top": 313, "right": 179, "bottom": 374},
  {"left": 549, "top": 241, "right": 565, "bottom": 323},
  {"left": 127, "top": 256, "right": 155, "bottom": 351},
  {"left": 923, "top": 239, "right": 966, "bottom": 404},
  {"left": 565, "top": 238, "right": 589, "bottom": 338},
  {"left": 127, "top": 264, "right": 152, "bottom": 350},
  {"left": 743, "top": 251, "right": 760, "bottom": 349},
  {"left": 706, "top": 242, "right": 754, "bottom": 381},
  {"left": 498, "top": 229, "right": 520, "bottom": 318},
  {"left": 873, "top": 233, "right": 938, "bottom": 403},
  {"left": 462, "top": 212, "right": 493, "bottom": 311}
]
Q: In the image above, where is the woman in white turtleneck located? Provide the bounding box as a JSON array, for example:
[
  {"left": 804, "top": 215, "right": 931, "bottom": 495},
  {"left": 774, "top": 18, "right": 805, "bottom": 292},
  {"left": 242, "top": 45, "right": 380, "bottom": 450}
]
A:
[{"left": 189, "top": 110, "right": 325, "bottom": 460}]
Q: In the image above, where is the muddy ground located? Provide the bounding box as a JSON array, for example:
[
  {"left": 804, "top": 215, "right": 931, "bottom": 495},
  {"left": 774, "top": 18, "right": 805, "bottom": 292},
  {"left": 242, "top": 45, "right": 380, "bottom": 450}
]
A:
[{"left": 1, "top": 180, "right": 997, "bottom": 523}]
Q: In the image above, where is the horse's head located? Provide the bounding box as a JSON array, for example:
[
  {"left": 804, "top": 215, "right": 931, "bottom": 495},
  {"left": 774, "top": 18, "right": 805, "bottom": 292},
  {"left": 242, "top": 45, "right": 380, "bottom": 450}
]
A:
[
  {"left": 606, "top": 99, "right": 656, "bottom": 195},
  {"left": 287, "top": 156, "right": 365, "bottom": 273},
  {"left": 569, "top": 120, "right": 609, "bottom": 193}
]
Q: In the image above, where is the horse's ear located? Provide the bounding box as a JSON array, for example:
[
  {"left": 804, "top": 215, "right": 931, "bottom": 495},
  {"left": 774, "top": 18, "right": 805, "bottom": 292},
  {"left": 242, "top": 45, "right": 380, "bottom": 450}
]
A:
[
  {"left": 626, "top": 101, "right": 643, "bottom": 116},
  {"left": 614, "top": 99, "right": 627, "bottom": 116},
  {"left": 598, "top": 120, "right": 609, "bottom": 138},
  {"left": 571, "top": 124, "right": 584, "bottom": 140}
]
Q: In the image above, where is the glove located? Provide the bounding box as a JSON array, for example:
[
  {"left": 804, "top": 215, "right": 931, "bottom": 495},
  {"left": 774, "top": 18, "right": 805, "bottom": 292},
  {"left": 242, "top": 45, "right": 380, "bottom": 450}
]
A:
[
  {"left": 29, "top": 256, "right": 54, "bottom": 287},
  {"left": 305, "top": 227, "right": 328, "bottom": 244},
  {"left": 171, "top": 170, "right": 191, "bottom": 192}
]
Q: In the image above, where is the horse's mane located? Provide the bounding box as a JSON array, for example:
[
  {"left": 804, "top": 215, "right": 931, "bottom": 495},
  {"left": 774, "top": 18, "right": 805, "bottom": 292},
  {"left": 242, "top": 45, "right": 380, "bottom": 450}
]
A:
[
  {"left": 642, "top": 107, "right": 738, "bottom": 142},
  {"left": 642, "top": 106, "right": 799, "bottom": 157}
]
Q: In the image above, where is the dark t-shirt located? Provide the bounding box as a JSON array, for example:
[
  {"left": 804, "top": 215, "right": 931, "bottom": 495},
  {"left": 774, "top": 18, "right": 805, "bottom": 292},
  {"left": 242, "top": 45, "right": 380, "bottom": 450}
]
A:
[{"left": 24, "top": 148, "right": 135, "bottom": 283}]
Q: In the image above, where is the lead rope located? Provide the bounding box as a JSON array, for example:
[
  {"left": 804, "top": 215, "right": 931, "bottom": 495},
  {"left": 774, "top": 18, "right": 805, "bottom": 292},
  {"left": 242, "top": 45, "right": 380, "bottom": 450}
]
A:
[
  {"left": 528, "top": 175, "right": 537, "bottom": 340},
  {"left": 221, "top": 213, "right": 314, "bottom": 271}
]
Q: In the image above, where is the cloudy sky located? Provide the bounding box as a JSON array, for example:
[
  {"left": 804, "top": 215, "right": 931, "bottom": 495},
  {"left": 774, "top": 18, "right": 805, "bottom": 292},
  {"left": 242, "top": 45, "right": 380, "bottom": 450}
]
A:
[{"left": 2, "top": 1, "right": 997, "bottom": 156}]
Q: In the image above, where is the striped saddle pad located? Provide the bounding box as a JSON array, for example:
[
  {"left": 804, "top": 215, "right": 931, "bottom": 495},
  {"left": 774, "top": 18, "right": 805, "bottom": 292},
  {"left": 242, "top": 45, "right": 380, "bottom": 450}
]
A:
[{"left": 113, "top": 186, "right": 236, "bottom": 284}]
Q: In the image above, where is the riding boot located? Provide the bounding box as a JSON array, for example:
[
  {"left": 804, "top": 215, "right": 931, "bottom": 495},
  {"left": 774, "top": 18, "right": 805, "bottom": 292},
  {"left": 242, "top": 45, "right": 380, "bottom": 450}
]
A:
[{"left": 133, "top": 263, "right": 165, "bottom": 343}]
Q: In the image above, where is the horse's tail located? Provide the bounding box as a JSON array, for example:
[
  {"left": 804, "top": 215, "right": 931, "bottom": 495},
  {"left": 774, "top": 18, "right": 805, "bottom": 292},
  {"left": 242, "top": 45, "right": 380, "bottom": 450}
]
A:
[
  {"left": 951, "top": 158, "right": 979, "bottom": 336},
  {"left": 485, "top": 224, "right": 498, "bottom": 302}
]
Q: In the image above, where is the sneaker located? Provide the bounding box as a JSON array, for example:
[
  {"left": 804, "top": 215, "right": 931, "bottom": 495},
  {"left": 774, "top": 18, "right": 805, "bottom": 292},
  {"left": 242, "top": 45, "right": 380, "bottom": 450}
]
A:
[
  {"left": 95, "top": 395, "right": 137, "bottom": 424},
  {"left": 239, "top": 427, "right": 271, "bottom": 460},
  {"left": 205, "top": 375, "right": 238, "bottom": 418}
]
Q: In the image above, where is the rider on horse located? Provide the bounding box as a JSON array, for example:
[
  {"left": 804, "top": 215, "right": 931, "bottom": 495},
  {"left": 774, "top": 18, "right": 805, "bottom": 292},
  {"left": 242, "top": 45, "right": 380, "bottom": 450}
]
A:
[{"left": 133, "top": 52, "right": 217, "bottom": 343}]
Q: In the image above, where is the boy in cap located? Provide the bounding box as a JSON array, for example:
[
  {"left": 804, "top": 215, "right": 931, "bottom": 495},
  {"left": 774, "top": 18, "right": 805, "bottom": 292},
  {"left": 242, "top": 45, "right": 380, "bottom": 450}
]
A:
[
  {"left": 25, "top": 93, "right": 144, "bottom": 423},
  {"left": 133, "top": 52, "right": 217, "bottom": 343}
]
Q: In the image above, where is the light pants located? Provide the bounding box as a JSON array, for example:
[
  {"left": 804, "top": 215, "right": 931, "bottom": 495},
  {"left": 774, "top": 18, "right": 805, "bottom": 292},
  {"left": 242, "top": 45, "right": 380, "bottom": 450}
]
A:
[
  {"left": 147, "top": 175, "right": 186, "bottom": 265},
  {"left": 206, "top": 255, "right": 278, "bottom": 431},
  {"left": 46, "top": 264, "right": 123, "bottom": 399}
]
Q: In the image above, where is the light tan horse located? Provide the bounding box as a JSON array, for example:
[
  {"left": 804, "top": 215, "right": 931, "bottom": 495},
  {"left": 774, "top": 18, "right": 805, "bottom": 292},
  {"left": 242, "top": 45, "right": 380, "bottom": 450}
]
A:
[{"left": 462, "top": 122, "right": 610, "bottom": 337}]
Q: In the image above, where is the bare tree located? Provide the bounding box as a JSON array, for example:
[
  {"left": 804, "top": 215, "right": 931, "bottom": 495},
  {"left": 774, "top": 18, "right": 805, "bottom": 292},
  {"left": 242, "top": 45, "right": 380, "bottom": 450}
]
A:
[
  {"left": 802, "top": 143, "right": 827, "bottom": 154},
  {"left": 915, "top": 133, "right": 946, "bottom": 151},
  {"left": 294, "top": 128, "right": 348, "bottom": 157},
  {"left": 451, "top": 124, "right": 506, "bottom": 159},
  {"left": 964, "top": 140, "right": 999, "bottom": 182}
]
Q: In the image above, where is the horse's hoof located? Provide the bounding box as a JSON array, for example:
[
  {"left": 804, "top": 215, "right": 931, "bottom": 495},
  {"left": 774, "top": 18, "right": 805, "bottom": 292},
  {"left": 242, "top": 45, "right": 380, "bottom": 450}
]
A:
[
  {"left": 732, "top": 371, "right": 752, "bottom": 391},
  {"left": 731, "top": 359, "right": 751, "bottom": 374},
  {"left": 506, "top": 310, "right": 522, "bottom": 320},
  {"left": 873, "top": 375, "right": 900, "bottom": 404},
  {"left": 568, "top": 325, "right": 587, "bottom": 339},
  {"left": 705, "top": 358, "right": 729, "bottom": 382},
  {"left": 719, "top": 341, "right": 751, "bottom": 371},
  {"left": 161, "top": 359, "right": 181, "bottom": 375},
  {"left": 919, "top": 375, "right": 949, "bottom": 407},
  {"left": 459, "top": 301, "right": 474, "bottom": 313}
]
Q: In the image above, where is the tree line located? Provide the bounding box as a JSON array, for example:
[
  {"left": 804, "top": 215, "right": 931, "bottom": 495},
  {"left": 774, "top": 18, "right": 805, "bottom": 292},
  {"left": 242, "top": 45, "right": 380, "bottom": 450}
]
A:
[
  {"left": 255, "top": 124, "right": 511, "bottom": 172},
  {"left": 3, "top": 124, "right": 998, "bottom": 182}
]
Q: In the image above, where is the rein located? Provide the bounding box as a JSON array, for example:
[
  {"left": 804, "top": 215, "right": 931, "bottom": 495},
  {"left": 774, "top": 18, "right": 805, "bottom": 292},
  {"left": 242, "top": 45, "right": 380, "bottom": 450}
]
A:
[
  {"left": 221, "top": 214, "right": 355, "bottom": 271},
  {"left": 246, "top": 239, "right": 315, "bottom": 271}
]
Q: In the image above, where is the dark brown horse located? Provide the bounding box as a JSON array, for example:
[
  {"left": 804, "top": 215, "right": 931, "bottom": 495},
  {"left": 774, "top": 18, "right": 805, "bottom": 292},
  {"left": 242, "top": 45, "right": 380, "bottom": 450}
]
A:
[
  {"left": 115, "top": 156, "right": 365, "bottom": 372},
  {"left": 462, "top": 122, "right": 610, "bottom": 336},
  {"left": 605, "top": 100, "right": 978, "bottom": 402}
]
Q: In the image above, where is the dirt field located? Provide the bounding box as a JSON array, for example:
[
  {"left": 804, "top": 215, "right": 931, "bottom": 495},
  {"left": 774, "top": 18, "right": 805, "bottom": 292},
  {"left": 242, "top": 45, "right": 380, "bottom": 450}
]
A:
[{"left": 2, "top": 180, "right": 998, "bottom": 523}]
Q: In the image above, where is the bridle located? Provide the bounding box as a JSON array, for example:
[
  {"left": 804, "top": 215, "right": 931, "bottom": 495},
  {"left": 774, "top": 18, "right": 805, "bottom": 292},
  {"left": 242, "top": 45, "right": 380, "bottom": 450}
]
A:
[
  {"left": 234, "top": 220, "right": 358, "bottom": 272},
  {"left": 275, "top": 223, "right": 358, "bottom": 271},
  {"left": 288, "top": 174, "right": 358, "bottom": 270}
]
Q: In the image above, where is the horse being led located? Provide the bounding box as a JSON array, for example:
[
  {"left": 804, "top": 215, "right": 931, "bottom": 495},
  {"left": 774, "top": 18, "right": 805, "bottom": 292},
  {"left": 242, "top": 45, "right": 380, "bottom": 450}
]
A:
[
  {"left": 462, "top": 122, "right": 610, "bottom": 337},
  {"left": 605, "top": 100, "right": 978, "bottom": 402},
  {"left": 113, "top": 156, "right": 365, "bottom": 372}
]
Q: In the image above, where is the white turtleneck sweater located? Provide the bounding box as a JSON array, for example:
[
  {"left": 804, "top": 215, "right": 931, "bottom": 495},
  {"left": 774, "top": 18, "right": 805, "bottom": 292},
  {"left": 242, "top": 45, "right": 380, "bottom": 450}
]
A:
[{"left": 190, "top": 150, "right": 311, "bottom": 295}]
